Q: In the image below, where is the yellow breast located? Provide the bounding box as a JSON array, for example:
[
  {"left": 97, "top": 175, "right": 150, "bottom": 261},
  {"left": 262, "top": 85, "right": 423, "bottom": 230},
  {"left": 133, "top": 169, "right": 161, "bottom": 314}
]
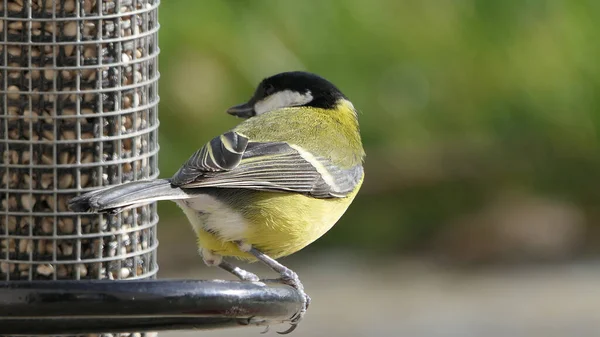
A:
[{"left": 180, "top": 176, "right": 363, "bottom": 261}]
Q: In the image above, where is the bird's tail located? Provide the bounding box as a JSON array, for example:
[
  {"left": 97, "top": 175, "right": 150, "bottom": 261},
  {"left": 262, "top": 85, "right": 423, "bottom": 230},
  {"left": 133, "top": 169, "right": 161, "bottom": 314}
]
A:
[{"left": 68, "top": 178, "right": 194, "bottom": 213}]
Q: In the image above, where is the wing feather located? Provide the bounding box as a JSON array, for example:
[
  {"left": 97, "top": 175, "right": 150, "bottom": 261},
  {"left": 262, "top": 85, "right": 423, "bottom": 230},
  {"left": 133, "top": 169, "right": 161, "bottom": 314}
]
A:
[{"left": 170, "top": 131, "right": 362, "bottom": 198}]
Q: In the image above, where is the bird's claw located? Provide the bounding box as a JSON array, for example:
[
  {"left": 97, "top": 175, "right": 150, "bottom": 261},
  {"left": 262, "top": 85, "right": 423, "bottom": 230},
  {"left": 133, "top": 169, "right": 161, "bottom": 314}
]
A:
[
  {"left": 276, "top": 300, "right": 307, "bottom": 334},
  {"left": 238, "top": 246, "right": 311, "bottom": 334},
  {"left": 277, "top": 323, "right": 298, "bottom": 335},
  {"left": 273, "top": 276, "right": 310, "bottom": 334}
]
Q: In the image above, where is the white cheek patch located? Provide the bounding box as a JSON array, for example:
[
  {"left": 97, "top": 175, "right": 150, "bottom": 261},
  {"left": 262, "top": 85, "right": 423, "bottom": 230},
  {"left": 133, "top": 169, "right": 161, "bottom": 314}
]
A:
[{"left": 254, "top": 90, "right": 313, "bottom": 115}]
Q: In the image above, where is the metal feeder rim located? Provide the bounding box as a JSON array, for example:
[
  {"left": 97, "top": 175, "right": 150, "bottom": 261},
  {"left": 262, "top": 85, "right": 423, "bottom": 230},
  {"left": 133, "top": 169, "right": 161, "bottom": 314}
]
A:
[{"left": 0, "top": 279, "right": 304, "bottom": 335}]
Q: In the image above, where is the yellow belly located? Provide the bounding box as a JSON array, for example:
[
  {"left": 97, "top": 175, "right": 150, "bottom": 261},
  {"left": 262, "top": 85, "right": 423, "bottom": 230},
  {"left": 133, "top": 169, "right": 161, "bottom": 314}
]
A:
[{"left": 178, "top": 178, "right": 363, "bottom": 261}]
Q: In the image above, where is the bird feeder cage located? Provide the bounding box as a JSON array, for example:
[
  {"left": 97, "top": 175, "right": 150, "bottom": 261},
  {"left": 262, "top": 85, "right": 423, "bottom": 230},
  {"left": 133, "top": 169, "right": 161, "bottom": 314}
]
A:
[
  {"left": 0, "top": 0, "right": 160, "bottom": 283},
  {"left": 0, "top": 1, "right": 302, "bottom": 335}
]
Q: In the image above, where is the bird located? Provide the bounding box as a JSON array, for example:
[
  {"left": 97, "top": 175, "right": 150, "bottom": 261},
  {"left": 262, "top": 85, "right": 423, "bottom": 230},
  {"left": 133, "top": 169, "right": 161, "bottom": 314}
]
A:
[{"left": 68, "top": 70, "right": 366, "bottom": 334}]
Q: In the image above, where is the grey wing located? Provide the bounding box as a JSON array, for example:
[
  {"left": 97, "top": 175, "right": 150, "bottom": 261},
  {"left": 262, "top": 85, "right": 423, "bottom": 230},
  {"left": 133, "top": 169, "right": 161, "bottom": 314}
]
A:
[
  {"left": 170, "top": 132, "right": 362, "bottom": 198},
  {"left": 170, "top": 131, "right": 249, "bottom": 186}
]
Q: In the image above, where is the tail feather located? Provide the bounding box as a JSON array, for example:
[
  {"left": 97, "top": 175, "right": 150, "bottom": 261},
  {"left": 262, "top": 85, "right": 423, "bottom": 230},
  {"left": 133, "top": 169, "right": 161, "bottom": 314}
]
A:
[{"left": 68, "top": 179, "right": 194, "bottom": 213}]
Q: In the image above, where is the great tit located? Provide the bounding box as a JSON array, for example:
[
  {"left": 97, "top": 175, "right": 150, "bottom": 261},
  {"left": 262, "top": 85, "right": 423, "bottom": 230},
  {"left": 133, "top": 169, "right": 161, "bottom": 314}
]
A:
[{"left": 68, "top": 71, "right": 365, "bottom": 333}]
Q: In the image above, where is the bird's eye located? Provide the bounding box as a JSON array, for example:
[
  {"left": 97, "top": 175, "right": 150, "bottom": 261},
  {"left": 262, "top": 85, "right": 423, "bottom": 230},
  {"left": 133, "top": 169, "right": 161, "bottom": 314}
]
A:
[{"left": 264, "top": 84, "right": 275, "bottom": 96}]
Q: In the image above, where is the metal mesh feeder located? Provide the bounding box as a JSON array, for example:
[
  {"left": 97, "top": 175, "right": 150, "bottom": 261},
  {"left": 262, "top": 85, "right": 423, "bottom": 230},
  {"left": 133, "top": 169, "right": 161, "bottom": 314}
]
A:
[
  {"left": 0, "top": 0, "right": 160, "bottom": 281},
  {"left": 0, "top": 0, "right": 159, "bottom": 335},
  {"left": 0, "top": 1, "right": 304, "bottom": 334}
]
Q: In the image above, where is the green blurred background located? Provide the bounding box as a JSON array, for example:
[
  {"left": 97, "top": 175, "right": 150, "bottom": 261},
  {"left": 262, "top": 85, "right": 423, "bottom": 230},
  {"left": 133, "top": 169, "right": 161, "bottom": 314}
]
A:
[
  {"left": 156, "top": 0, "right": 599, "bottom": 262},
  {"left": 153, "top": 1, "right": 600, "bottom": 336}
]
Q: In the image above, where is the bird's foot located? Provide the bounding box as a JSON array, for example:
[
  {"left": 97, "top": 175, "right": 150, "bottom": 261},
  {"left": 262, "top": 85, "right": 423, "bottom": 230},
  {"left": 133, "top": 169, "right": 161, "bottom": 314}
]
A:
[
  {"left": 234, "top": 267, "right": 261, "bottom": 282},
  {"left": 202, "top": 249, "right": 260, "bottom": 282},
  {"left": 253, "top": 277, "right": 309, "bottom": 334},
  {"left": 270, "top": 270, "right": 311, "bottom": 334},
  {"left": 217, "top": 260, "right": 260, "bottom": 282},
  {"left": 235, "top": 242, "right": 310, "bottom": 334}
]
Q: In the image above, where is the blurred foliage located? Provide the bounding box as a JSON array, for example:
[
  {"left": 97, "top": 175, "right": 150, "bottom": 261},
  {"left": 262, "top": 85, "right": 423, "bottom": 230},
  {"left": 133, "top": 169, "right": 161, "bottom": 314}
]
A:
[{"left": 155, "top": 0, "right": 600, "bottom": 256}]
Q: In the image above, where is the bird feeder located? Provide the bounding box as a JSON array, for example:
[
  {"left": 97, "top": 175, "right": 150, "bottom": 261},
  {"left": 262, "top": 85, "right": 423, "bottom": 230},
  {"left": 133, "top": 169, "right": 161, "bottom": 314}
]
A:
[
  {"left": 0, "top": 1, "right": 302, "bottom": 335},
  {"left": 1, "top": 0, "right": 160, "bottom": 284}
]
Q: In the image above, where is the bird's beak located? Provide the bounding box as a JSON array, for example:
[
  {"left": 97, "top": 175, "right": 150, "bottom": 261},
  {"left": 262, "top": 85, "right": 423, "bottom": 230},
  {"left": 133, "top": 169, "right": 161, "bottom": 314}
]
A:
[{"left": 227, "top": 102, "right": 255, "bottom": 118}]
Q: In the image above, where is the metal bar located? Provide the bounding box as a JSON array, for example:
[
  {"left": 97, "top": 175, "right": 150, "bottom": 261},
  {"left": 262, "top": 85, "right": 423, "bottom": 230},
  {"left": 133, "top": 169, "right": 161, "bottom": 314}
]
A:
[{"left": 0, "top": 279, "right": 303, "bottom": 335}]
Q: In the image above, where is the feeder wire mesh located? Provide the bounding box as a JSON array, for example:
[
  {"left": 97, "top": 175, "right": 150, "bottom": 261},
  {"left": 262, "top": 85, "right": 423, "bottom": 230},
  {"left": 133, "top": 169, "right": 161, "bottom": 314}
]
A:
[
  {"left": 0, "top": 0, "right": 160, "bottom": 290},
  {"left": 0, "top": 2, "right": 309, "bottom": 335}
]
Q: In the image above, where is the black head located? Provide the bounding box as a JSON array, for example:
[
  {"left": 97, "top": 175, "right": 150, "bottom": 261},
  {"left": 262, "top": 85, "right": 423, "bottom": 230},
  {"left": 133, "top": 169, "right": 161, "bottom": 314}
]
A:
[{"left": 227, "top": 71, "right": 348, "bottom": 118}]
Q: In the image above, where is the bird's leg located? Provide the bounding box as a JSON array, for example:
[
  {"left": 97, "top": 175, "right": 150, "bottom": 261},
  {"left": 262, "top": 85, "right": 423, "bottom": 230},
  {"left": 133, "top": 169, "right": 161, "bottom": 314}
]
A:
[
  {"left": 201, "top": 247, "right": 269, "bottom": 331},
  {"left": 236, "top": 242, "right": 310, "bottom": 334},
  {"left": 218, "top": 260, "right": 260, "bottom": 282},
  {"left": 201, "top": 248, "right": 260, "bottom": 282}
]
